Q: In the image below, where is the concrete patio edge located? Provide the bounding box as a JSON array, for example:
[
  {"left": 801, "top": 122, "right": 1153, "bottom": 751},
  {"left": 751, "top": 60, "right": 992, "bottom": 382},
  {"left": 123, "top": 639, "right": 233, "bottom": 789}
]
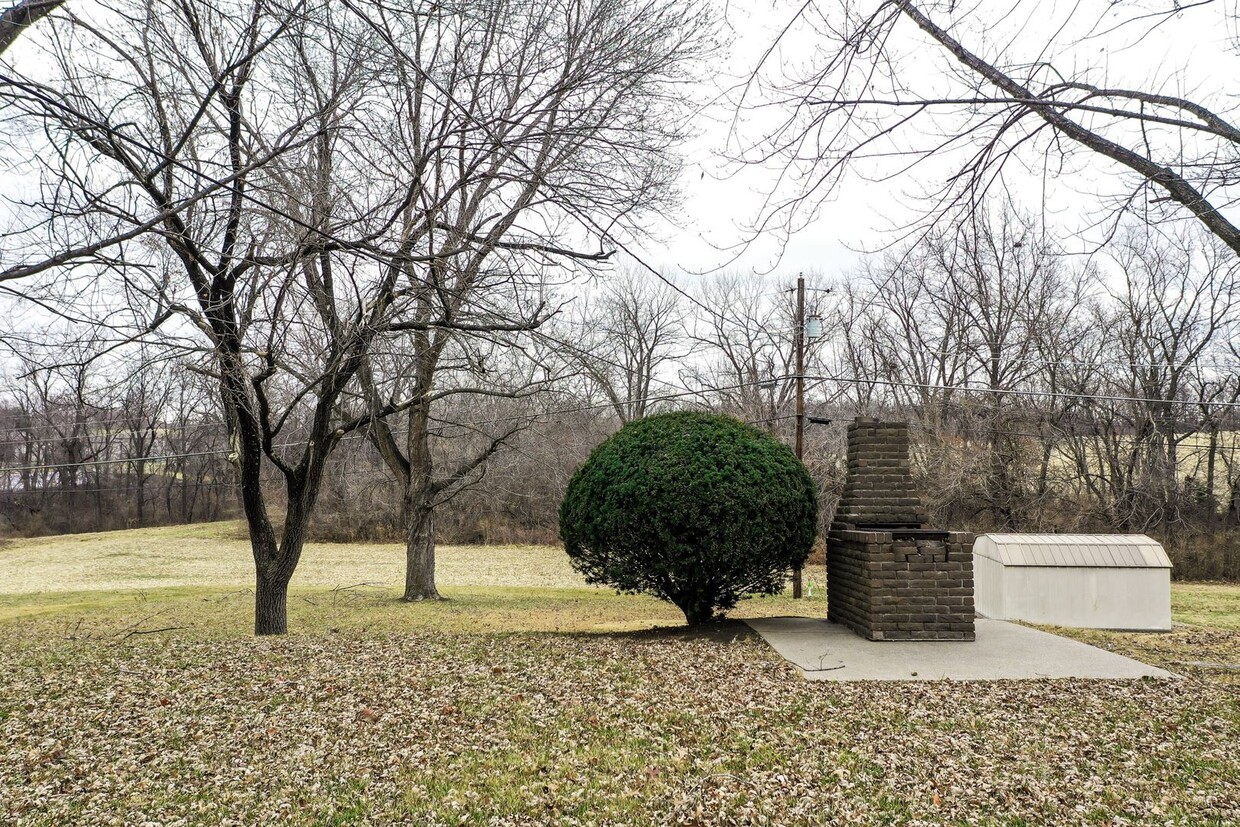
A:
[{"left": 744, "top": 616, "right": 1177, "bottom": 681}]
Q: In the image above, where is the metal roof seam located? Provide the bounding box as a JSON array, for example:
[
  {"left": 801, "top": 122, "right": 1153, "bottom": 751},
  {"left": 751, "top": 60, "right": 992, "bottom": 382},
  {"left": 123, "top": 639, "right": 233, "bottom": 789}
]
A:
[{"left": 972, "top": 534, "right": 1171, "bottom": 568}]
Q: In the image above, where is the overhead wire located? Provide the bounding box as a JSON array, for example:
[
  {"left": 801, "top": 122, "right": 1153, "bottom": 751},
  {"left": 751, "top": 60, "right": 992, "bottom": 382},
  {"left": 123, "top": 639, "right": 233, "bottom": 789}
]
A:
[
  {"left": 0, "top": 418, "right": 225, "bottom": 447},
  {"left": 809, "top": 373, "right": 1240, "bottom": 410},
  {"left": 13, "top": 366, "right": 1240, "bottom": 479},
  {"left": 0, "top": 375, "right": 780, "bottom": 477},
  {"left": 0, "top": 432, "right": 368, "bottom": 476}
]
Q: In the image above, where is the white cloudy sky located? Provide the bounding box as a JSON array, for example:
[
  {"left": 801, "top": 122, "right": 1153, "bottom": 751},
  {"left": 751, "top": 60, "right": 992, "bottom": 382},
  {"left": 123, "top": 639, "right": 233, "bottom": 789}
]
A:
[
  {"left": 2, "top": 0, "right": 1236, "bottom": 290},
  {"left": 631, "top": 0, "right": 1240, "bottom": 283}
]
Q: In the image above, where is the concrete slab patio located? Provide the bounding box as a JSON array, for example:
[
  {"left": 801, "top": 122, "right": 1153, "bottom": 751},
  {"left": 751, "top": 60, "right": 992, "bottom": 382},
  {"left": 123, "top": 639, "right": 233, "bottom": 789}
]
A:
[{"left": 745, "top": 617, "right": 1176, "bottom": 681}]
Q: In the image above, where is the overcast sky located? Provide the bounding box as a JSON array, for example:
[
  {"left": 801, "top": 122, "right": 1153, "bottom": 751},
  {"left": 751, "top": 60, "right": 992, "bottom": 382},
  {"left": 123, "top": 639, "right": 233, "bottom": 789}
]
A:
[
  {"left": 3, "top": 1, "right": 1237, "bottom": 292},
  {"left": 631, "top": 0, "right": 1240, "bottom": 285}
]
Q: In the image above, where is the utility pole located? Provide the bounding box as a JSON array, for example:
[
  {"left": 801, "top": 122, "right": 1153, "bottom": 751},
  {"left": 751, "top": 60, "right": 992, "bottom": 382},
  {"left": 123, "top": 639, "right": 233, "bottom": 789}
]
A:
[{"left": 792, "top": 275, "right": 805, "bottom": 599}]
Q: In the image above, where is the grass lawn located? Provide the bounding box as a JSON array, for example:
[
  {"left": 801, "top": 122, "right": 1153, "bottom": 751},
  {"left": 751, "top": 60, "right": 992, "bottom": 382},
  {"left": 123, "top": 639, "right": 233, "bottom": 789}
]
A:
[{"left": 0, "top": 523, "right": 1238, "bottom": 826}]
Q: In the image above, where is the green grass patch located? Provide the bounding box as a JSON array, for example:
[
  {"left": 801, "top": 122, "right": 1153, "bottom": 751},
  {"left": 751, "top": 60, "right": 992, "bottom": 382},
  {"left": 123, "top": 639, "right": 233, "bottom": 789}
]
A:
[
  {"left": 1172, "top": 582, "right": 1240, "bottom": 629},
  {"left": 0, "top": 581, "right": 819, "bottom": 639}
]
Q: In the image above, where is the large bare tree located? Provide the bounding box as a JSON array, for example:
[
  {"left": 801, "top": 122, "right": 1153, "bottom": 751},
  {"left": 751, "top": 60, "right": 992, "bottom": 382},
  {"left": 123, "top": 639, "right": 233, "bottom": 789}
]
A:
[
  {"left": 0, "top": 0, "right": 711, "bottom": 631},
  {"left": 749, "top": 1, "right": 1240, "bottom": 255},
  {"left": 334, "top": 0, "right": 708, "bottom": 602}
]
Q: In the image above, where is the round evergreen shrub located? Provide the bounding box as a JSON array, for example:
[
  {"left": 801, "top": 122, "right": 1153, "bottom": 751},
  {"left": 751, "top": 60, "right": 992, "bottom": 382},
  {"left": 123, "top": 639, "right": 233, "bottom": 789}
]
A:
[{"left": 559, "top": 411, "right": 818, "bottom": 625}]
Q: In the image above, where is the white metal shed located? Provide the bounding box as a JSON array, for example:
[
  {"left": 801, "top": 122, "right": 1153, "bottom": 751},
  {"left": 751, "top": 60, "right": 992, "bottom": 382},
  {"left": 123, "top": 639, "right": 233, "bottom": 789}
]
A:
[{"left": 974, "top": 534, "right": 1172, "bottom": 631}]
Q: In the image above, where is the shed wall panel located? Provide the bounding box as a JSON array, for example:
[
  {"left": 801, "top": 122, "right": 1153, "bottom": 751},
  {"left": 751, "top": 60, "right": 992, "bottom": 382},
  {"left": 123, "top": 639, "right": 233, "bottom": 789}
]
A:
[
  {"left": 997, "top": 566, "right": 1171, "bottom": 631},
  {"left": 974, "top": 555, "right": 1004, "bottom": 619}
]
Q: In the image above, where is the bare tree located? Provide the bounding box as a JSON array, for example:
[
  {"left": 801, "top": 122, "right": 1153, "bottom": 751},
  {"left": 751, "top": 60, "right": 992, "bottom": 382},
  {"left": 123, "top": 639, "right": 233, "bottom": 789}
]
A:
[
  {"left": 8, "top": 339, "right": 116, "bottom": 533},
  {"left": 0, "top": 0, "right": 63, "bottom": 55},
  {"left": 562, "top": 266, "right": 689, "bottom": 424},
  {"left": 116, "top": 356, "right": 172, "bottom": 527},
  {"left": 1091, "top": 227, "right": 1239, "bottom": 527},
  {"left": 751, "top": 1, "right": 1240, "bottom": 255},
  {"left": 931, "top": 208, "right": 1087, "bottom": 525},
  {"left": 839, "top": 249, "right": 971, "bottom": 422},
  {"left": 687, "top": 272, "right": 832, "bottom": 425},
  {"left": 345, "top": 0, "right": 707, "bottom": 601},
  {"left": 1, "top": 0, "right": 498, "bottom": 631},
  {"left": 361, "top": 337, "right": 544, "bottom": 602},
  {"left": 0, "top": 0, "right": 712, "bottom": 631},
  {"left": 833, "top": 204, "right": 1095, "bottom": 528}
]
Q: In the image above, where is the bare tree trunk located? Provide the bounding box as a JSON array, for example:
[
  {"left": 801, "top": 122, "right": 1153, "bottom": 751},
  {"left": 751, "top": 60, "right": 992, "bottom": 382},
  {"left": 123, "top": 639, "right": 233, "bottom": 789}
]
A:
[
  {"left": 1207, "top": 424, "right": 1219, "bottom": 524},
  {"left": 135, "top": 459, "right": 147, "bottom": 526},
  {"left": 93, "top": 476, "right": 104, "bottom": 529},
  {"left": 403, "top": 501, "right": 440, "bottom": 601},
  {"left": 255, "top": 564, "right": 290, "bottom": 636},
  {"left": 1035, "top": 439, "right": 1054, "bottom": 524},
  {"left": 0, "top": 0, "right": 64, "bottom": 56},
  {"left": 251, "top": 493, "right": 312, "bottom": 635},
  {"left": 402, "top": 403, "right": 441, "bottom": 601},
  {"left": 889, "top": 0, "right": 1240, "bottom": 258},
  {"left": 987, "top": 422, "right": 1016, "bottom": 528}
]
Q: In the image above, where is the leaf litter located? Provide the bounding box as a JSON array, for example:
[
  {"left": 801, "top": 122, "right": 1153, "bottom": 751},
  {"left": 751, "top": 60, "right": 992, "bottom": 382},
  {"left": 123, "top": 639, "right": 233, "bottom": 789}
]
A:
[{"left": 1, "top": 617, "right": 1238, "bottom": 826}]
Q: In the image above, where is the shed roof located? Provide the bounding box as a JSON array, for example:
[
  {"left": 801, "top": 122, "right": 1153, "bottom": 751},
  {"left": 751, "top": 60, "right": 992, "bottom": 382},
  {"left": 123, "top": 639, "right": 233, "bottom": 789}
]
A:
[{"left": 973, "top": 534, "right": 1171, "bottom": 569}]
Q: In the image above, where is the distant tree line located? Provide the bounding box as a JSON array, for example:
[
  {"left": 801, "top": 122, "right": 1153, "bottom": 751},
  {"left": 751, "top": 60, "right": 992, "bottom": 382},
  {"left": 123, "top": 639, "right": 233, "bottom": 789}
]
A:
[
  {"left": 828, "top": 210, "right": 1240, "bottom": 581},
  {"left": 0, "top": 356, "right": 233, "bottom": 534},
  {"left": 5, "top": 206, "right": 1240, "bottom": 581}
]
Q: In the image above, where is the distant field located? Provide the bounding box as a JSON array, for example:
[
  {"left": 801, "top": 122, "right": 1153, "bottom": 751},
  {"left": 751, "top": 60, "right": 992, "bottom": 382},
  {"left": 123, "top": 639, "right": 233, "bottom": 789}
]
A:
[
  {"left": 0, "top": 520, "right": 596, "bottom": 593},
  {"left": 0, "top": 521, "right": 828, "bottom": 631}
]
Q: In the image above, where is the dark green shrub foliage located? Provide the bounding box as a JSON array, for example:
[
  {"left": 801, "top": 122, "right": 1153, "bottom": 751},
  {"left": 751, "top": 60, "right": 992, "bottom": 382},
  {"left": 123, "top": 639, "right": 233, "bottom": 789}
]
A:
[{"left": 559, "top": 411, "right": 818, "bottom": 625}]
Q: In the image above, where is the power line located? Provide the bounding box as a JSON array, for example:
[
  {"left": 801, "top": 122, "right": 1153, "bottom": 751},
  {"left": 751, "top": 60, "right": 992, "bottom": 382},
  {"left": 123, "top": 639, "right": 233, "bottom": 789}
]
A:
[
  {"left": 429, "top": 376, "right": 785, "bottom": 430},
  {"left": 0, "top": 419, "right": 224, "bottom": 447},
  {"left": 0, "top": 431, "right": 370, "bottom": 476},
  {"left": 881, "top": 352, "right": 1240, "bottom": 374},
  {"left": 0, "top": 446, "right": 232, "bottom": 475},
  {"left": 523, "top": 325, "right": 692, "bottom": 398},
  {"left": 1, "top": 481, "right": 236, "bottom": 496},
  {"left": 12, "top": 369, "right": 1240, "bottom": 478},
  {"left": 0, "top": 375, "right": 784, "bottom": 476},
  {"left": 811, "top": 374, "right": 1240, "bottom": 410}
]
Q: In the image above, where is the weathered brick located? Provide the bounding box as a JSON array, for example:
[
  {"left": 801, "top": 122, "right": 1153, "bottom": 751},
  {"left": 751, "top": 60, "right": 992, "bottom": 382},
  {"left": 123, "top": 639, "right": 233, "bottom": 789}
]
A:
[{"left": 828, "top": 417, "right": 976, "bottom": 641}]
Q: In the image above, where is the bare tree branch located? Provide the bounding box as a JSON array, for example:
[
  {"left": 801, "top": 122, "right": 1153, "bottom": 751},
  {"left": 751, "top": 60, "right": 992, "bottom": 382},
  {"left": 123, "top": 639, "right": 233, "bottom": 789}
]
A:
[{"left": 0, "top": 0, "right": 62, "bottom": 55}]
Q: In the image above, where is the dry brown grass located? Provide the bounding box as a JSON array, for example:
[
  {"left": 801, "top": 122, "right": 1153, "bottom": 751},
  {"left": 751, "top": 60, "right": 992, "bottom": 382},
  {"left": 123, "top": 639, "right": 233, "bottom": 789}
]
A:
[{"left": 0, "top": 521, "right": 597, "bottom": 594}]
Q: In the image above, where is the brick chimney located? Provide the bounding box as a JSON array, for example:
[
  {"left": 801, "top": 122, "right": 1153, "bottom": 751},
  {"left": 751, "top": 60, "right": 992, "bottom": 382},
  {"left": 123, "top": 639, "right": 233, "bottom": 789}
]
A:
[{"left": 826, "top": 418, "right": 975, "bottom": 641}]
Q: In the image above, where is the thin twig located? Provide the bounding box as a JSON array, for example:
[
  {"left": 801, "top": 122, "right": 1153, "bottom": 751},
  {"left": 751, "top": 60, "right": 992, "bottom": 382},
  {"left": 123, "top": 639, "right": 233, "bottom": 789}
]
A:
[{"left": 122, "top": 625, "right": 187, "bottom": 639}]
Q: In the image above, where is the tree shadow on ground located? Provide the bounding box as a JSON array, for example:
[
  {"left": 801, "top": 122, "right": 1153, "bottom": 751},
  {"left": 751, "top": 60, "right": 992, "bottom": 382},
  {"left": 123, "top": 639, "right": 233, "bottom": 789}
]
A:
[{"left": 547, "top": 618, "right": 757, "bottom": 644}]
